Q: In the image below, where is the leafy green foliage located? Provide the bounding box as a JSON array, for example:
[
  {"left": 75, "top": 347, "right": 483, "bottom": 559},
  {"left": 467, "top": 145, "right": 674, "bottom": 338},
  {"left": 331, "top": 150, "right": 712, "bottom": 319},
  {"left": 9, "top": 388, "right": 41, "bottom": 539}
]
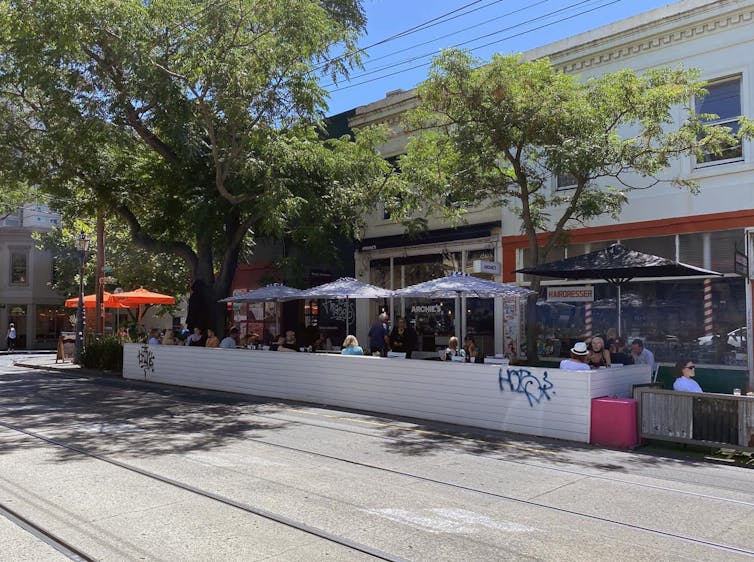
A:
[
  {"left": 0, "top": 0, "right": 390, "bottom": 333},
  {"left": 397, "top": 50, "right": 751, "bottom": 266},
  {"left": 80, "top": 336, "right": 123, "bottom": 372}
]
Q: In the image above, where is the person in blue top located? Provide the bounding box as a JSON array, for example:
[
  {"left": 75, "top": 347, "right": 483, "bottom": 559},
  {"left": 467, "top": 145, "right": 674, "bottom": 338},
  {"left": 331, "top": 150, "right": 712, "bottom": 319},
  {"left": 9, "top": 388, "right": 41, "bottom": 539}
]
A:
[
  {"left": 672, "top": 359, "right": 703, "bottom": 393},
  {"left": 341, "top": 335, "right": 364, "bottom": 355}
]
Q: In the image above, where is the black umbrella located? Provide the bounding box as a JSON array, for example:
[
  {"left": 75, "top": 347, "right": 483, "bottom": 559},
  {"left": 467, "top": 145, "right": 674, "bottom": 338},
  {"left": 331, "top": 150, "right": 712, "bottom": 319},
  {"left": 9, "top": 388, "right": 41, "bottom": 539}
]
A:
[{"left": 516, "top": 243, "right": 722, "bottom": 335}]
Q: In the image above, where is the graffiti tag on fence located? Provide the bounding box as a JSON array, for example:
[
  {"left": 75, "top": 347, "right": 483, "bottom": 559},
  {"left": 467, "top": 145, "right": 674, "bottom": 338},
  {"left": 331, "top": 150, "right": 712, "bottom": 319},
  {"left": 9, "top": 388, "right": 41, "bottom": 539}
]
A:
[
  {"left": 137, "top": 344, "right": 155, "bottom": 381},
  {"left": 498, "top": 367, "right": 554, "bottom": 407}
]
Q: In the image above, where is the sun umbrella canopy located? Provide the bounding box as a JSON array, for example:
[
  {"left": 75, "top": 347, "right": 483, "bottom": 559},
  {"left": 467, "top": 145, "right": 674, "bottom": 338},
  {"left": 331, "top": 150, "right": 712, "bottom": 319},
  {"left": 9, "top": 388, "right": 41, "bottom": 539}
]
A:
[
  {"left": 515, "top": 243, "right": 721, "bottom": 283},
  {"left": 220, "top": 283, "right": 304, "bottom": 303},
  {"left": 300, "top": 277, "right": 392, "bottom": 299},
  {"left": 111, "top": 288, "right": 176, "bottom": 306},
  {"left": 393, "top": 272, "right": 535, "bottom": 299},
  {"left": 64, "top": 291, "right": 129, "bottom": 308}
]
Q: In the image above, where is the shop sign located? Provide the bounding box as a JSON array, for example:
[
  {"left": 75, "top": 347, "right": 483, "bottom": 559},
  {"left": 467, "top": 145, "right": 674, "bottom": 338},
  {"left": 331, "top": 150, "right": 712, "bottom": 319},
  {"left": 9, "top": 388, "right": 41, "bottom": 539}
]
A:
[
  {"left": 734, "top": 250, "right": 749, "bottom": 278},
  {"left": 472, "top": 260, "right": 501, "bottom": 275},
  {"left": 410, "top": 304, "right": 443, "bottom": 313},
  {"left": 547, "top": 286, "right": 594, "bottom": 302}
]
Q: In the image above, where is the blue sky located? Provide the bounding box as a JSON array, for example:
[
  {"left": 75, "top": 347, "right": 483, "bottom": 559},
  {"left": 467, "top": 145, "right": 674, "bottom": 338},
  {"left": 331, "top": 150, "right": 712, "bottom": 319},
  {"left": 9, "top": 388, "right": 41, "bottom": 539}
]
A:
[{"left": 323, "top": 0, "right": 675, "bottom": 115}]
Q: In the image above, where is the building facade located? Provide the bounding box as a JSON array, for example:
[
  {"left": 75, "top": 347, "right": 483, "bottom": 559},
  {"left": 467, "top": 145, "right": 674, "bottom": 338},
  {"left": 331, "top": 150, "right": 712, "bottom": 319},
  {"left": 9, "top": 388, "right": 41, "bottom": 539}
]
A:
[
  {"left": 0, "top": 203, "right": 66, "bottom": 349},
  {"left": 349, "top": 0, "right": 754, "bottom": 373}
]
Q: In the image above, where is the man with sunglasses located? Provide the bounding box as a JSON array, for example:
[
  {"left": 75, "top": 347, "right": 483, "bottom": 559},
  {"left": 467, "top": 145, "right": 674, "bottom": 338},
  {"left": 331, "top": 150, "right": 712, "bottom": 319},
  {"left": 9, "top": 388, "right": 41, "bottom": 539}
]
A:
[{"left": 673, "top": 360, "right": 703, "bottom": 393}]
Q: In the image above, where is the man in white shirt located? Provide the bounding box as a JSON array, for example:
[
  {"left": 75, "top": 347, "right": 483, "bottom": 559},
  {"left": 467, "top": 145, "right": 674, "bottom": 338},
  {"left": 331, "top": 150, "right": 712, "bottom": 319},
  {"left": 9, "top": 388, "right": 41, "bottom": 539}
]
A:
[
  {"left": 560, "top": 342, "right": 591, "bottom": 371},
  {"left": 630, "top": 339, "right": 656, "bottom": 371}
]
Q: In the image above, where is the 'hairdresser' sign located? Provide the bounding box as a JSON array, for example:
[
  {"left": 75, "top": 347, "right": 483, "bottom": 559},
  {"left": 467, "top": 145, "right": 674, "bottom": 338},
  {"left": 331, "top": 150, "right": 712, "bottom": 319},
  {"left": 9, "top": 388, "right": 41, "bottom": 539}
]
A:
[{"left": 547, "top": 286, "right": 594, "bottom": 302}]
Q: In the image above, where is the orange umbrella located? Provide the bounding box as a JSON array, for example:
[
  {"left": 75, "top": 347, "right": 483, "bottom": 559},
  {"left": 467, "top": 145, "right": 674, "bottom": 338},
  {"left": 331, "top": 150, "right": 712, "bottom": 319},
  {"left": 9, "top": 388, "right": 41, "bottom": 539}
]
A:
[
  {"left": 111, "top": 288, "right": 176, "bottom": 306},
  {"left": 64, "top": 291, "right": 128, "bottom": 308}
]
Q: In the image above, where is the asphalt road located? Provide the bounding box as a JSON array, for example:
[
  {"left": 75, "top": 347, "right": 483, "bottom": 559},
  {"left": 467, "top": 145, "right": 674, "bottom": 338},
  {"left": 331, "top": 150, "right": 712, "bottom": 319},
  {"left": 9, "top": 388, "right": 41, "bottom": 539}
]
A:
[{"left": 1, "top": 354, "right": 754, "bottom": 561}]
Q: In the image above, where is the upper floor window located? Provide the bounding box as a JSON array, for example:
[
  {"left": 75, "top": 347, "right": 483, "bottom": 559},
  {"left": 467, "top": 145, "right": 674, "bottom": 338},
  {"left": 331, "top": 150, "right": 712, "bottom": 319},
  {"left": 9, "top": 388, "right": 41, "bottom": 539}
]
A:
[
  {"left": 555, "top": 172, "right": 577, "bottom": 191},
  {"left": 696, "top": 77, "right": 743, "bottom": 165},
  {"left": 10, "top": 251, "right": 27, "bottom": 285}
]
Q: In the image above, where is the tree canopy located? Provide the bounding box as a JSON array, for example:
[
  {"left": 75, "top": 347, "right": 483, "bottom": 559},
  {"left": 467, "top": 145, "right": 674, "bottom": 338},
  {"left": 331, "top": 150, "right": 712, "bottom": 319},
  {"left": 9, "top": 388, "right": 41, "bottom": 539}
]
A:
[
  {"left": 394, "top": 49, "right": 751, "bottom": 359},
  {"left": 0, "top": 0, "right": 392, "bottom": 332}
]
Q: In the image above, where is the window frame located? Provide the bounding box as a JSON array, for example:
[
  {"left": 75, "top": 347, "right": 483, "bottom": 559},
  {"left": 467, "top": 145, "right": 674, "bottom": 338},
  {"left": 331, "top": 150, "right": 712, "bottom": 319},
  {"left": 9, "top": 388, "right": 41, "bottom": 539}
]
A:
[{"left": 695, "top": 75, "right": 744, "bottom": 168}]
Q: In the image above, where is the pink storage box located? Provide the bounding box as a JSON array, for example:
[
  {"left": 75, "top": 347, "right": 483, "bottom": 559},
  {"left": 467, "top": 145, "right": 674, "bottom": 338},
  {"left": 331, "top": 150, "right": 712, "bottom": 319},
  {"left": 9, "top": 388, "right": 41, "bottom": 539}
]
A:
[{"left": 590, "top": 397, "right": 638, "bottom": 449}]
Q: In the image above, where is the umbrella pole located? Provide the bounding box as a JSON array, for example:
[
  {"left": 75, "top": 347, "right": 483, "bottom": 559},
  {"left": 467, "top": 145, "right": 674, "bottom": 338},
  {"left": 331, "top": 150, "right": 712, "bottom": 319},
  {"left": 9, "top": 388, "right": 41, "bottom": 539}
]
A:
[
  {"left": 346, "top": 297, "right": 350, "bottom": 335},
  {"left": 617, "top": 284, "right": 622, "bottom": 338}
]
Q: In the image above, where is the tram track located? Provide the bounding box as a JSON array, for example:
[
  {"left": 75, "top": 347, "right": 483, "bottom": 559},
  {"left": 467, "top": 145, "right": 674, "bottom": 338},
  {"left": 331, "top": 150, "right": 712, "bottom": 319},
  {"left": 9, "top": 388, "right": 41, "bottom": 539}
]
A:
[
  {"left": 0, "top": 501, "right": 96, "bottom": 562},
  {"left": 0, "top": 419, "right": 407, "bottom": 562},
  {"left": 5, "top": 368, "right": 754, "bottom": 559},
  {"left": 1, "top": 416, "right": 754, "bottom": 559}
]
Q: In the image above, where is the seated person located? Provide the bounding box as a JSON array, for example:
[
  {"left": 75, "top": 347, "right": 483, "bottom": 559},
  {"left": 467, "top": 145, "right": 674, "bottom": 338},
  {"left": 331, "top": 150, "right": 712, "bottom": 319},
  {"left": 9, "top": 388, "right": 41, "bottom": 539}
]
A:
[
  {"left": 609, "top": 337, "right": 633, "bottom": 365},
  {"left": 147, "top": 328, "right": 161, "bottom": 345},
  {"left": 341, "top": 335, "right": 364, "bottom": 355},
  {"left": 161, "top": 330, "right": 176, "bottom": 345},
  {"left": 312, "top": 332, "right": 333, "bottom": 351},
  {"left": 220, "top": 327, "right": 240, "bottom": 348},
  {"left": 205, "top": 328, "right": 220, "bottom": 348},
  {"left": 672, "top": 359, "right": 703, "bottom": 393},
  {"left": 586, "top": 336, "right": 611, "bottom": 368},
  {"left": 440, "top": 336, "right": 466, "bottom": 361},
  {"left": 463, "top": 335, "right": 479, "bottom": 363},
  {"left": 278, "top": 330, "right": 299, "bottom": 352},
  {"left": 186, "top": 327, "right": 205, "bottom": 346},
  {"left": 559, "top": 342, "right": 591, "bottom": 371}
]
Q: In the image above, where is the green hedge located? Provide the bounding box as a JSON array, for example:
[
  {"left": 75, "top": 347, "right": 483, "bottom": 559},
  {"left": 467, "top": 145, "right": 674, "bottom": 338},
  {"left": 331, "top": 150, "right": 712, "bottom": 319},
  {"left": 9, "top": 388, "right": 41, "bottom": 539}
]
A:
[{"left": 80, "top": 336, "right": 123, "bottom": 373}]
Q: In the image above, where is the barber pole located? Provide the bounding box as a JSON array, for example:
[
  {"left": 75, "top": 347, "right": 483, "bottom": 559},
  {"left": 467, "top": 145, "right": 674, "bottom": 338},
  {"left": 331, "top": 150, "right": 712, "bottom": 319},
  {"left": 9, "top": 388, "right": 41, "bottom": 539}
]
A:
[
  {"left": 703, "top": 278, "right": 713, "bottom": 336},
  {"left": 584, "top": 301, "right": 593, "bottom": 337}
]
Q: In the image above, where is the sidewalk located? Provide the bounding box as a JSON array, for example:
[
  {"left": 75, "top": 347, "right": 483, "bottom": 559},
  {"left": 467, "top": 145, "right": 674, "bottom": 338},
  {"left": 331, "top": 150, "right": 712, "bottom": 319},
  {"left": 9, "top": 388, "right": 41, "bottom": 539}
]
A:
[{"left": 8, "top": 352, "right": 110, "bottom": 377}]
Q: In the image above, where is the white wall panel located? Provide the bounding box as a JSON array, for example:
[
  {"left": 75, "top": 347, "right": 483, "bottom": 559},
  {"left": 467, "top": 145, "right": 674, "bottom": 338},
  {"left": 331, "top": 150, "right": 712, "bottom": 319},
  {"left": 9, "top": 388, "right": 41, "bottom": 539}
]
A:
[{"left": 124, "top": 345, "right": 650, "bottom": 443}]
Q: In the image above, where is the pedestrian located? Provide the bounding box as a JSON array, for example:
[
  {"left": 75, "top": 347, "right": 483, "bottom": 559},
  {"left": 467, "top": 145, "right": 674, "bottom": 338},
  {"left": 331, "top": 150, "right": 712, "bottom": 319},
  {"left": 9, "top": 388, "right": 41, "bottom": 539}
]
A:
[
  {"left": 6, "top": 323, "right": 17, "bottom": 352},
  {"left": 368, "top": 312, "right": 389, "bottom": 356}
]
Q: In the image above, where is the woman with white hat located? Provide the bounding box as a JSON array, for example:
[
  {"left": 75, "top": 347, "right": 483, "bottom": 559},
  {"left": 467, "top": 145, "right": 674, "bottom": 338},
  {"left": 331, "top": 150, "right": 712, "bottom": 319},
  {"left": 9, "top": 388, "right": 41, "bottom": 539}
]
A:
[{"left": 559, "top": 341, "right": 591, "bottom": 371}]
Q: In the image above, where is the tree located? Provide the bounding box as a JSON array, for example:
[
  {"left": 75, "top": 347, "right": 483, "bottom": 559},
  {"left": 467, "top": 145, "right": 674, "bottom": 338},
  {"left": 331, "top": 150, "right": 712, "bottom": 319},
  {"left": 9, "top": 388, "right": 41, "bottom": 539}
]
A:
[
  {"left": 0, "top": 0, "right": 392, "bottom": 334},
  {"left": 394, "top": 50, "right": 752, "bottom": 361}
]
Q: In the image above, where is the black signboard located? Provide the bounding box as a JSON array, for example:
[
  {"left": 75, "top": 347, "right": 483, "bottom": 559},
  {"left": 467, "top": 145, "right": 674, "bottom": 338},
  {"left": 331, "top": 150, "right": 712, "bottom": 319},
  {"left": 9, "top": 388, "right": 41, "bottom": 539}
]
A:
[{"left": 734, "top": 249, "right": 748, "bottom": 278}]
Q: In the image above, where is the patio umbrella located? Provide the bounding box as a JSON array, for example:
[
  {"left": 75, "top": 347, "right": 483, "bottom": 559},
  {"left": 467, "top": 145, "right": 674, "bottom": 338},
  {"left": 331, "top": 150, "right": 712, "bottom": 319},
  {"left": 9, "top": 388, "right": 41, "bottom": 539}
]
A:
[
  {"left": 392, "top": 272, "right": 535, "bottom": 299},
  {"left": 300, "top": 277, "right": 392, "bottom": 334},
  {"left": 219, "top": 283, "right": 303, "bottom": 303},
  {"left": 64, "top": 291, "right": 128, "bottom": 308},
  {"left": 516, "top": 243, "right": 722, "bottom": 335},
  {"left": 111, "top": 288, "right": 177, "bottom": 326},
  {"left": 393, "top": 272, "right": 535, "bottom": 342}
]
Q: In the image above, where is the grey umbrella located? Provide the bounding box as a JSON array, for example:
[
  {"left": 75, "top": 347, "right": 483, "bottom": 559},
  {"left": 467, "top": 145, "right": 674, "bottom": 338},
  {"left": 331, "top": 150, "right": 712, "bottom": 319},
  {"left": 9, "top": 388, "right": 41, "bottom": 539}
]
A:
[
  {"left": 393, "top": 272, "right": 535, "bottom": 342},
  {"left": 300, "top": 277, "right": 392, "bottom": 334},
  {"left": 220, "top": 283, "right": 304, "bottom": 303},
  {"left": 516, "top": 243, "right": 722, "bottom": 335}
]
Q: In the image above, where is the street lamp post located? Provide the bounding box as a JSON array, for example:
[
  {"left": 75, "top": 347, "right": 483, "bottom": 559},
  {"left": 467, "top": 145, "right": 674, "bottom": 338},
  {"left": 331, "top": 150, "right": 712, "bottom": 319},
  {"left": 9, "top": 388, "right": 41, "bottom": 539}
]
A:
[{"left": 74, "top": 232, "right": 90, "bottom": 364}]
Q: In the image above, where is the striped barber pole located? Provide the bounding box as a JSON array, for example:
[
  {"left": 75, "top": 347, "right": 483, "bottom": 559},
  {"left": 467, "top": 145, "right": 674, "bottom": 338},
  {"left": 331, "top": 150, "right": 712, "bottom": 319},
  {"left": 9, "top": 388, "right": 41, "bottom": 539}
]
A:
[
  {"left": 584, "top": 301, "right": 592, "bottom": 337},
  {"left": 703, "top": 278, "right": 713, "bottom": 336}
]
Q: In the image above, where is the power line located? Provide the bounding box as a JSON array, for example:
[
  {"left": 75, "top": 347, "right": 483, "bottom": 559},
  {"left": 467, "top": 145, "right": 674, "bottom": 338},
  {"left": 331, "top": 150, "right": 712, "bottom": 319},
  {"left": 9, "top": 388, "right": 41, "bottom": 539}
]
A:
[
  {"left": 323, "top": 0, "right": 603, "bottom": 89},
  {"left": 326, "top": 0, "right": 620, "bottom": 94}
]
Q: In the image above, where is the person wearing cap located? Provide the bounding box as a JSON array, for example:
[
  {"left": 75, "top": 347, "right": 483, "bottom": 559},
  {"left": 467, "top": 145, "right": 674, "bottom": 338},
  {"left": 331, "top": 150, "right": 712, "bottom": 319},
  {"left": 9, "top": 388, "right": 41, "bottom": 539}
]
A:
[
  {"left": 220, "top": 327, "right": 240, "bottom": 348},
  {"left": 559, "top": 341, "right": 591, "bottom": 371}
]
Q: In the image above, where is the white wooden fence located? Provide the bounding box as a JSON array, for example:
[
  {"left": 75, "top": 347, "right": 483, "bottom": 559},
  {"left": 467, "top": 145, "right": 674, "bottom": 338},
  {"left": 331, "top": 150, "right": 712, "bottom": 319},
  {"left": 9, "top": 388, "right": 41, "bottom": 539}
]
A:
[{"left": 124, "top": 344, "right": 650, "bottom": 443}]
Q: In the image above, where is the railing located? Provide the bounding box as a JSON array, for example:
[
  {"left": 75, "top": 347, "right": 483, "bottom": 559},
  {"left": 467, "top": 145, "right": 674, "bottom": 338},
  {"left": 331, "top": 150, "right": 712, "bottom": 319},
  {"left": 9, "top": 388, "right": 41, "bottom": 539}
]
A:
[{"left": 633, "top": 386, "right": 754, "bottom": 451}]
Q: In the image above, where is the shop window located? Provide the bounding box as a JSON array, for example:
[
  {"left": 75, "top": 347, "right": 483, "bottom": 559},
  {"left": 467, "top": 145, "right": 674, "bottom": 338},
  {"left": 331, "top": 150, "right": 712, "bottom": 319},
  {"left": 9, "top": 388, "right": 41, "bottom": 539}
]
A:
[
  {"left": 710, "top": 229, "right": 744, "bottom": 273},
  {"left": 10, "top": 251, "right": 28, "bottom": 285},
  {"left": 534, "top": 277, "right": 747, "bottom": 366},
  {"left": 679, "top": 232, "right": 704, "bottom": 267},
  {"left": 622, "top": 235, "right": 675, "bottom": 261},
  {"left": 695, "top": 77, "right": 743, "bottom": 165}
]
